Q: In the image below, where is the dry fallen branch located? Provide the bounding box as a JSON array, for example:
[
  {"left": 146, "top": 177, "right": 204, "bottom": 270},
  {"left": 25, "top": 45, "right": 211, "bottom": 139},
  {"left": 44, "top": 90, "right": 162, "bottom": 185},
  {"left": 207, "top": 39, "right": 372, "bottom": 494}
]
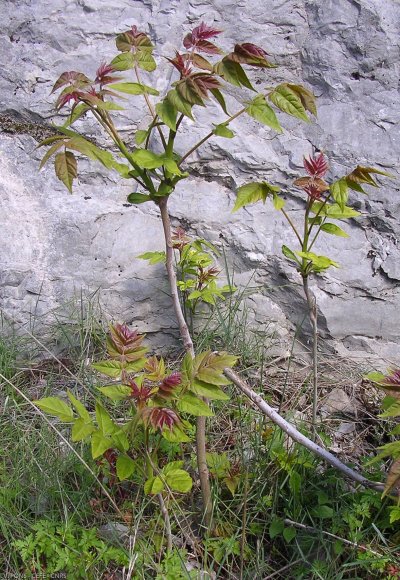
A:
[{"left": 224, "top": 368, "right": 387, "bottom": 494}]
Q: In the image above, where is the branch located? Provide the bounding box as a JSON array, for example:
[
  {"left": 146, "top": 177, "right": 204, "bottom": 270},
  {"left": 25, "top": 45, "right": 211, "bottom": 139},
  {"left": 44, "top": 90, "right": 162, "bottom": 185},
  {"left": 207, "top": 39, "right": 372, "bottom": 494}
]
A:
[
  {"left": 223, "top": 368, "right": 387, "bottom": 494},
  {"left": 158, "top": 197, "right": 212, "bottom": 530},
  {"left": 178, "top": 107, "right": 246, "bottom": 167}
]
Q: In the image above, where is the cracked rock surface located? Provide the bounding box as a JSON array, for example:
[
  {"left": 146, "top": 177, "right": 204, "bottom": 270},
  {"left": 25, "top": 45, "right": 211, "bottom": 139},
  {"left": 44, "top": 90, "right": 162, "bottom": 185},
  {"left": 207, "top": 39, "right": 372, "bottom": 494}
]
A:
[{"left": 0, "top": 0, "right": 399, "bottom": 359}]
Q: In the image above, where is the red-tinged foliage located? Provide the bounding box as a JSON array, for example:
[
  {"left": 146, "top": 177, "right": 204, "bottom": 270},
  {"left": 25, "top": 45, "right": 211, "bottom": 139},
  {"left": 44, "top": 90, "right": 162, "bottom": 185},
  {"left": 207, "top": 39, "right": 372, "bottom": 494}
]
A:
[
  {"left": 128, "top": 379, "right": 154, "bottom": 405},
  {"left": 158, "top": 372, "right": 182, "bottom": 399},
  {"left": 55, "top": 90, "right": 84, "bottom": 110},
  {"left": 172, "top": 227, "right": 191, "bottom": 250},
  {"left": 143, "top": 407, "right": 180, "bottom": 431},
  {"left": 303, "top": 152, "right": 329, "bottom": 179},
  {"left": 51, "top": 71, "right": 91, "bottom": 94},
  {"left": 110, "top": 324, "right": 144, "bottom": 352},
  {"left": 183, "top": 22, "right": 222, "bottom": 54},
  {"left": 95, "top": 62, "right": 123, "bottom": 86},
  {"left": 383, "top": 369, "right": 400, "bottom": 388},
  {"left": 293, "top": 176, "right": 329, "bottom": 200},
  {"left": 168, "top": 52, "right": 193, "bottom": 77},
  {"left": 227, "top": 43, "right": 274, "bottom": 68}
]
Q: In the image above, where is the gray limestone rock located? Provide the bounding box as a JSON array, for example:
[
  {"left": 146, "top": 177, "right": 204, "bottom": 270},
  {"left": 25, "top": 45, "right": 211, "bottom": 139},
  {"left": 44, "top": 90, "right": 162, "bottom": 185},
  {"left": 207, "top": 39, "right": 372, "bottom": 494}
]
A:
[{"left": 0, "top": 0, "right": 399, "bottom": 360}]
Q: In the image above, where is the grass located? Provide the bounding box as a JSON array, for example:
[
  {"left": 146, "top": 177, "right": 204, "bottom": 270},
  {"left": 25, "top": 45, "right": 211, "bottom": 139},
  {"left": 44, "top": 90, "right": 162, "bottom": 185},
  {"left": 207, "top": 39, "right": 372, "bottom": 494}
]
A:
[{"left": 0, "top": 293, "right": 399, "bottom": 578}]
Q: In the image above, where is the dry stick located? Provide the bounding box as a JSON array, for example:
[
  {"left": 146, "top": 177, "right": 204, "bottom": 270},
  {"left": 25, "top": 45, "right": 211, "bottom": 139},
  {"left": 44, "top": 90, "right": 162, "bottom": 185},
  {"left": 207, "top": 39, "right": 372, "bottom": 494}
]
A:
[
  {"left": 157, "top": 493, "right": 173, "bottom": 551},
  {"left": 302, "top": 275, "right": 319, "bottom": 428},
  {"left": 223, "top": 367, "right": 387, "bottom": 494},
  {"left": 0, "top": 371, "right": 124, "bottom": 516},
  {"left": 284, "top": 518, "right": 385, "bottom": 558},
  {"left": 158, "top": 197, "right": 213, "bottom": 530}
]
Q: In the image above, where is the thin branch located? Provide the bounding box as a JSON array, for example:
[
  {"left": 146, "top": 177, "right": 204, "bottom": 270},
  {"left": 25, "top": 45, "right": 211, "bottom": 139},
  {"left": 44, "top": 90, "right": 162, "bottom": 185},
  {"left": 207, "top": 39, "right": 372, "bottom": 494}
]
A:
[
  {"left": 134, "top": 64, "right": 167, "bottom": 150},
  {"left": 281, "top": 207, "right": 302, "bottom": 245},
  {"left": 157, "top": 493, "right": 173, "bottom": 551},
  {"left": 302, "top": 275, "right": 319, "bottom": 428},
  {"left": 223, "top": 368, "right": 388, "bottom": 494},
  {"left": 158, "top": 197, "right": 212, "bottom": 530},
  {"left": 178, "top": 107, "right": 246, "bottom": 167},
  {"left": 283, "top": 518, "right": 385, "bottom": 558}
]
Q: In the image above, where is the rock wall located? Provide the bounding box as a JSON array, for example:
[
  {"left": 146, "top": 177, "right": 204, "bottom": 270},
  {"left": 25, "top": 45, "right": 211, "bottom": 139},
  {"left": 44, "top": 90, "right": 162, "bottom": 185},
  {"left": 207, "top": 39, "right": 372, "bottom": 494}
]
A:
[{"left": 0, "top": 0, "right": 399, "bottom": 360}]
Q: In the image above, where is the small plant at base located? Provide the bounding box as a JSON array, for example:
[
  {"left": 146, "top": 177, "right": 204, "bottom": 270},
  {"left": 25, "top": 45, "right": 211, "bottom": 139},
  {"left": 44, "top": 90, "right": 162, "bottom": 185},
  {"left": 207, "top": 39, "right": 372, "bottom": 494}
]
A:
[
  {"left": 138, "top": 227, "right": 236, "bottom": 332},
  {"left": 37, "top": 21, "right": 315, "bottom": 527},
  {"left": 233, "top": 152, "right": 390, "bottom": 428},
  {"left": 13, "top": 519, "right": 128, "bottom": 577},
  {"left": 34, "top": 323, "right": 237, "bottom": 547}
]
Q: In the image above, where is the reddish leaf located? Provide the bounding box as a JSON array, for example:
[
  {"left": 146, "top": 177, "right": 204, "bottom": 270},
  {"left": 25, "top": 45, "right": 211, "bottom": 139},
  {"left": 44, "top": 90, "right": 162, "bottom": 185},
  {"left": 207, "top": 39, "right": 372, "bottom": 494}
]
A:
[
  {"left": 95, "top": 62, "right": 123, "bottom": 86},
  {"left": 183, "top": 22, "right": 222, "bottom": 49},
  {"left": 143, "top": 407, "right": 180, "bottom": 431},
  {"left": 228, "top": 43, "right": 276, "bottom": 68},
  {"left": 303, "top": 152, "right": 329, "bottom": 178},
  {"left": 158, "top": 372, "right": 182, "bottom": 399},
  {"left": 51, "top": 71, "right": 91, "bottom": 94}
]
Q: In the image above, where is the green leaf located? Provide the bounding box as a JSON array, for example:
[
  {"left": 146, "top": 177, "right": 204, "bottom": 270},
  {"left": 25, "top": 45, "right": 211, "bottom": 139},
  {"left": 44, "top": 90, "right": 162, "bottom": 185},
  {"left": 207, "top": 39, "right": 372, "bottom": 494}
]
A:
[
  {"left": 108, "top": 82, "right": 159, "bottom": 96},
  {"left": 233, "top": 181, "right": 280, "bottom": 212},
  {"left": 310, "top": 202, "right": 361, "bottom": 220},
  {"left": 97, "top": 385, "right": 132, "bottom": 401},
  {"left": 191, "top": 379, "right": 230, "bottom": 401},
  {"left": 210, "top": 88, "right": 229, "bottom": 115},
  {"left": 313, "top": 505, "right": 334, "bottom": 519},
  {"left": 125, "top": 359, "right": 147, "bottom": 373},
  {"left": 214, "top": 59, "right": 254, "bottom": 90},
  {"left": 67, "top": 390, "right": 91, "bottom": 422},
  {"left": 155, "top": 99, "right": 178, "bottom": 131},
  {"left": 286, "top": 84, "right": 317, "bottom": 116},
  {"left": 283, "top": 527, "right": 297, "bottom": 543},
  {"left": 144, "top": 476, "right": 164, "bottom": 495},
  {"left": 166, "top": 89, "right": 193, "bottom": 120},
  {"left": 62, "top": 133, "right": 131, "bottom": 177},
  {"left": 71, "top": 418, "right": 95, "bottom": 442},
  {"left": 65, "top": 103, "right": 90, "bottom": 126},
  {"left": 130, "top": 149, "right": 164, "bottom": 170},
  {"left": 36, "top": 134, "right": 66, "bottom": 148},
  {"left": 269, "top": 518, "right": 284, "bottom": 539},
  {"left": 245, "top": 95, "right": 282, "bottom": 132},
  {"left": 296, "top": 251, "right": 339, "bottom": 271},
  {"left": 54, "top": 150, "right": 77, "bottom": 192},
  {"left": 135, "top": 130, "right": 148, "bottom": 145},
  {"left": 320, "top": 222, "right": 349, "bottom": 237},
  {"left": 91, "top": 431, "right": 112, "bottom": 459},
  {"left": 112, "top": 429, "right": 130, "bottom": 452},
  {"left": 93, "top": 360, "right": 124, "bottom": 378},
  {"left": 177, "top": 393, "right": 214, "bottom": 416},
  {"left": 162, "top": 423, "right": 192, "bottom": 443},
  {"left": 206, "top": 452, "right": 230, "bottom": 478},
  {"left": 136, "top": 49, "right": 157, "bottom": 72},
  {"left": 365, "top": 371, "right": 386, "bottom": 384},
  {"left": 272, "top": 192, "right": 285, "bottom": 210},
  {"left": 162, "top": 460, "right": 184, "bottom": 474},
  {"left": 34, "top": 397, "right": 74, "bottom": 422},
  {"left": 282, "top": 245, "right": 301, "bottom": 265},
  {"left": 95, "top": 402, "right": 115, "bottom": 436},
  {"left": 137, "top": 251, "right": 166, "bottom": 265},
  {"left": 39, "top": 140, "right": 65, "bottom": 169},
  {"left": 213, "top": 123, "right": 234, "bottom": 138},
  {"left": 164, "top": 469, "right": 192, "bottom": 493},
  {"left": 33, "top": 397, "right": 74, "bottom": 423},
  {"left": 330, "top": 179, "right": 348, "bottom": 211},
  {"left": 269, "top": 84, "right": 309, "bottom": 122},
  {"left": 110, "top": 52, "right": 135, "bottom": 71},
  {"left": 127, "top": 192, "right": 152, "bottom": 204},
  {"left": 116, "top": 454, "right": 136, "bottom": 481},
  {"left": 162, "top": 156, "right": 182, "bottom": 176}
]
